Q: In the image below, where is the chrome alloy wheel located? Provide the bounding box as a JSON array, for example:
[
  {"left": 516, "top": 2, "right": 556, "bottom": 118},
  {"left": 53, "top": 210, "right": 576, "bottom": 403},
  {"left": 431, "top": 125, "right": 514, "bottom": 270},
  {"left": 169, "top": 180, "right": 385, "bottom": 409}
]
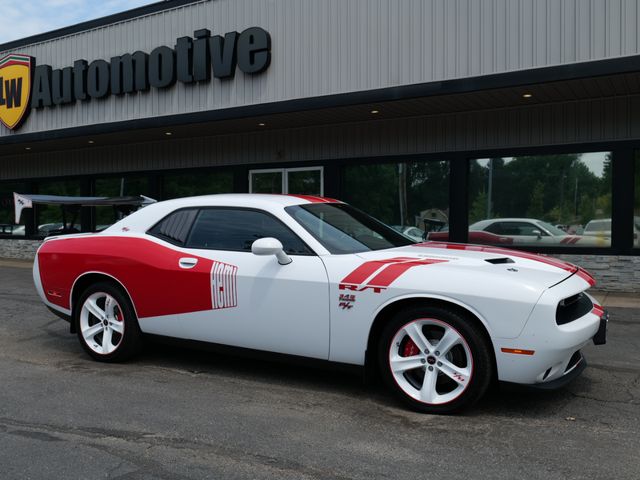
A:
[
  {"left": 388, "top": 318, "right": 473, "bottom": 405},
  {"left": 80, "top": 292, "right": 125, "bottom": 355}
]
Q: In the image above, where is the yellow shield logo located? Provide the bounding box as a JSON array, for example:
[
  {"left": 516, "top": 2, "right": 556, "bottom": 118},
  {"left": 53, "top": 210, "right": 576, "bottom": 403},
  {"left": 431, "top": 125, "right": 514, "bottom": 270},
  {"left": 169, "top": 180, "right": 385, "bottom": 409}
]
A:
[{"left": 0, "top": 54, "right": 34, "bottom": 130}]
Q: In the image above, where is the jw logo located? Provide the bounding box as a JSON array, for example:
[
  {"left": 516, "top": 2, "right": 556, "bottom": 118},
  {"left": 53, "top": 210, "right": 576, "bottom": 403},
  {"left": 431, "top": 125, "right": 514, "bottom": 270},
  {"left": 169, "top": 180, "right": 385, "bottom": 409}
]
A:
[{"left": 0, "top": 54, "right": 33, "bottom": 130}]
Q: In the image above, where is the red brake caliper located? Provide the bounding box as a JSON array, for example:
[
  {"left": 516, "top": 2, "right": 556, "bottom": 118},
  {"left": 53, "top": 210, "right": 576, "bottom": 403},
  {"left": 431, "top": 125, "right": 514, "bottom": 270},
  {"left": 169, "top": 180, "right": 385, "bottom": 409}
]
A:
[{"left": 402, "top": 337, "right": 420, "bottom": 357}]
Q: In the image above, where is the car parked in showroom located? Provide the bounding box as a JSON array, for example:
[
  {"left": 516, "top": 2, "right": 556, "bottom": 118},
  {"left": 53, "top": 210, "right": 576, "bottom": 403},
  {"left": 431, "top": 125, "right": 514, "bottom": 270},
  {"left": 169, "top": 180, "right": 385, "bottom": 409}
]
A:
[
  {"left": 32, "top": 194, "right": 607, "bottom": 413},
  {"left": 469, "top": 217, "right": 606, "bottom": 246}
]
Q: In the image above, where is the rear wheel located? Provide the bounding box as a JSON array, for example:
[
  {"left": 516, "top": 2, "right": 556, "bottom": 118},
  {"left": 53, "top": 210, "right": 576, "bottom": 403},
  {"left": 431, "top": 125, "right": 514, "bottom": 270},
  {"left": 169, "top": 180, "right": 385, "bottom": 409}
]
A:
[
  {"left": 378, "top": 306, "right": 492, "bottom": 414},
  {"left": 75, "top": 282, "right": 142, "bottom": 362}
]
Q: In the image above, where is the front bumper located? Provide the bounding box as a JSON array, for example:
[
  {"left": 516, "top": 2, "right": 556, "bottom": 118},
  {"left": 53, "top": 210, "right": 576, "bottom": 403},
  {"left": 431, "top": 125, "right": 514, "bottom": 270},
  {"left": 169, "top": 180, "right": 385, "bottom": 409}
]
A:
[
  {"left": 592, "top": 311, "right": 608, "bottom": 345},
  {"left": 501, "top": 353, "right": 587, "bottom": 391},
  {"left": 495, "top": 275, "right": 607, "bottom": 387}
]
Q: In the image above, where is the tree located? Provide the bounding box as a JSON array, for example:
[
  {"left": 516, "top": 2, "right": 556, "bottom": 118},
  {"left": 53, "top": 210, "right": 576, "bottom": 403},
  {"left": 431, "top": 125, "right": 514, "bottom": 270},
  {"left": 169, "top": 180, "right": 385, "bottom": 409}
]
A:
[
  {"left": 527, "top": 181, "right": 545, "bottom": 218},
  {"left": 469, "top": 191, "right": 488, "bottom": 224}
]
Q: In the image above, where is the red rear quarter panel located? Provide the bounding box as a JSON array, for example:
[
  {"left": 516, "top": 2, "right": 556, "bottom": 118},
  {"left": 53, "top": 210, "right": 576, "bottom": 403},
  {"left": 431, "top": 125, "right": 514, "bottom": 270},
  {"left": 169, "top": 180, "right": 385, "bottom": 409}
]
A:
[{"left": 38, "top": 236, "right": 214, "bottom": 318}]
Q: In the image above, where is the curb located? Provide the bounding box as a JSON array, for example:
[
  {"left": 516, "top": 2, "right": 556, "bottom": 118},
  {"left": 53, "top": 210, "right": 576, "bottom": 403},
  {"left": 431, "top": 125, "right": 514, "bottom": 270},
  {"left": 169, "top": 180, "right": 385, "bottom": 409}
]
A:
[{"left": 0, "top": 258, "right": 34, "bottom": 269}]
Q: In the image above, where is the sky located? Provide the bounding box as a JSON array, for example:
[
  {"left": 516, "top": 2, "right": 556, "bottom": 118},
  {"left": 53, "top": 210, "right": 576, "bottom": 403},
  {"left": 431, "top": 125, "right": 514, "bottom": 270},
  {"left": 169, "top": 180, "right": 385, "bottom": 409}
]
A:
[{"left": 0, "top": 0, "right": 157, "bottom": 44}]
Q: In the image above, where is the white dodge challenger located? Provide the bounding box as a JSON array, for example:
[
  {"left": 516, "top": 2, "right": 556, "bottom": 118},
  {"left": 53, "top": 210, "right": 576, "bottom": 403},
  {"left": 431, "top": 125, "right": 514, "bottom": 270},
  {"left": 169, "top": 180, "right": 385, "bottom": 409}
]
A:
[{"left": 33, "top": 194, "right": 607, "bottom": 413}]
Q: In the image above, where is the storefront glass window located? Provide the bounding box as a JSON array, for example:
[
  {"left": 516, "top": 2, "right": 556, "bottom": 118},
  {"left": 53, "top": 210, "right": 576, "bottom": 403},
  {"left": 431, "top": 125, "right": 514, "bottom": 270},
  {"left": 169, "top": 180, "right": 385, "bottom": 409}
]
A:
[
  {"left": 251, "top": 170, "right": 283, "bottom": 193},
  {"left": 37, "top": 179, "right": 82, "bottom": 236},
  {"left": 468, "top": 152, "right": 612, "bottom": 247},
  {"left": 95, "top": 176, "right": 152, "bottom": 229},
  {"left": 287, "top": 169, "right": 322, "bottom": 196},
  {"left": 342, "top": 160, "right": 450, "bottom": 241},
  {"left": 163, "top": 170, "right": 233, "bottom": 199},
  {"left": 249, "top": 167, "right": 323, "bottom": 195},
  {"left": 634, "top": 153, "right": 640, "bottom": 248},
  {"left": 0, "top": 183, "right": 27, "bottom": 237}
]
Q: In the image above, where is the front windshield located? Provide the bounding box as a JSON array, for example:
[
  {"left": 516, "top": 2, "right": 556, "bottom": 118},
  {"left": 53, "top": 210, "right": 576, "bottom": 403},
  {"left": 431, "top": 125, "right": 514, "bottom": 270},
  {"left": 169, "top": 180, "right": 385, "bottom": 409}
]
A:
[
  {"left": 538, "top": 221, "right": 568, "bottom": 236},
  {"left": 285, "top": 203, "right": 414, "bottom": 254}
]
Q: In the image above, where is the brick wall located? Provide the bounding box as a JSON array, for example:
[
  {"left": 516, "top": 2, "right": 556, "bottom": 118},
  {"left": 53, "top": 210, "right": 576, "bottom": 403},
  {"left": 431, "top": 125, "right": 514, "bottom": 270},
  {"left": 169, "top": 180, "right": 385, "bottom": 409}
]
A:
[
  {"left": 0, "top": 239, "right": 41, "bottom": 260},
  {"left": 555, "top": 254, "right": 640, "bottom": 294},
  {"left": 1, "top": 239, "right": 638, "bottom": 293}
]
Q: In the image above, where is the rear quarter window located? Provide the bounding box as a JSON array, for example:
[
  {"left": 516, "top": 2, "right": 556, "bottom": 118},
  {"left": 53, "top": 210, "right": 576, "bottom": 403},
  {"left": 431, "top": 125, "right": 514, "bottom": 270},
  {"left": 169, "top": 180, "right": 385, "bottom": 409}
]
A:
[{"left": 148, "top": 208, "right": 199, "bottom": 246}]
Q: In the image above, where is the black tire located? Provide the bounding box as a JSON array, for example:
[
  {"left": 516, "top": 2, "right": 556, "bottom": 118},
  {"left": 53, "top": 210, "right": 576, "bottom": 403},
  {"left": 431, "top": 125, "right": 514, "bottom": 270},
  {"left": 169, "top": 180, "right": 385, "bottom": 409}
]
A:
[
  {"left": 378, "top": 305, "right": 492, "bottom": 414},
  {"left": 74, "top": 281, "right": 142, "bottom": 362}
]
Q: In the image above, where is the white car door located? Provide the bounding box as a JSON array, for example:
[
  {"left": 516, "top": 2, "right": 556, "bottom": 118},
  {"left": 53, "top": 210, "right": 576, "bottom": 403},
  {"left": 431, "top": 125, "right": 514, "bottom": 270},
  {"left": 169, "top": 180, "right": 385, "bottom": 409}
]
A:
[{"left": 143, "top": 207, "right": 331, "bottom": 360}]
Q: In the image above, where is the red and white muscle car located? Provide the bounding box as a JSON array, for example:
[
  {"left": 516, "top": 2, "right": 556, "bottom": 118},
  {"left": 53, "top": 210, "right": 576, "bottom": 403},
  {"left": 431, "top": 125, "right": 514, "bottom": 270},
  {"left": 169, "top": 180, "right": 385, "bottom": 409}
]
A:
[{"left": 33, "top": 194, "right": 607, "bottom": 413}]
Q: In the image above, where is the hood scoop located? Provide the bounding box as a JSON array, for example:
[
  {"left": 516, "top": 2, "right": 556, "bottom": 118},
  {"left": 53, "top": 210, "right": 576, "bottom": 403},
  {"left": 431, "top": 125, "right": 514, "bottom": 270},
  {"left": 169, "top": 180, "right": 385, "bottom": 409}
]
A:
[{"left": 485, "top": 257, "right": 515, "bottom": 265}]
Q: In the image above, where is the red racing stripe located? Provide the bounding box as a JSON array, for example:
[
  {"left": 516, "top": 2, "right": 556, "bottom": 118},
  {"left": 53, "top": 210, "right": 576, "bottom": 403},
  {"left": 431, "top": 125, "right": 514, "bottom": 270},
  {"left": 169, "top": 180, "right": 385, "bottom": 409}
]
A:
[
  {"left": 415, "top": 242, "right": 576, "bottom": 271},
  {"left": 592, "top": 303, "right": 605, "bottom": 317},
  {"left": 366, "top": 258, "right": 448, "bottom": 287},
  {"left": 286, "top": 194, "right": 340, "bottom": 203},
  {"left": 340, "top": 257, "right": 416, "bottom": 285},
  {"left": 576, "top": 268, "right": 596, "bottom": 286},
  {"left": 415, "top": 241, "right": 597, "bottom": 287}
]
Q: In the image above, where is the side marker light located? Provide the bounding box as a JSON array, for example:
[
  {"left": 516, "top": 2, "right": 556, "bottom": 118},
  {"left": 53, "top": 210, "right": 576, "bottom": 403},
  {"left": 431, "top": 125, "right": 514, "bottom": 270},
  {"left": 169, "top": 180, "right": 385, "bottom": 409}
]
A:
[{"left": 501, "top": 348, "right": 535, "bottom": 355}]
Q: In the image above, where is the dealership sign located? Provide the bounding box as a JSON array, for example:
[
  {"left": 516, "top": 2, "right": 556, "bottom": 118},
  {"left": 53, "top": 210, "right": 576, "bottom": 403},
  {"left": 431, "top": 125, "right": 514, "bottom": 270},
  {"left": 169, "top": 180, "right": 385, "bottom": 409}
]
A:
[
  {"left": 0, "top": 27, "right": 271, "bottom": 131},
  {"left": 0, "top": 54, "right": 34, "bottom": 129}
]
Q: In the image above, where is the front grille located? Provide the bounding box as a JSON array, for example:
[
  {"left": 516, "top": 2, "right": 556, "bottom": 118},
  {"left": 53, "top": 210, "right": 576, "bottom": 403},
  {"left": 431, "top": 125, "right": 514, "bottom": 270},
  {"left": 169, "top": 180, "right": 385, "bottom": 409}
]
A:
[{"left": 556, "top": 293, "right": 593, "bottom": 325}]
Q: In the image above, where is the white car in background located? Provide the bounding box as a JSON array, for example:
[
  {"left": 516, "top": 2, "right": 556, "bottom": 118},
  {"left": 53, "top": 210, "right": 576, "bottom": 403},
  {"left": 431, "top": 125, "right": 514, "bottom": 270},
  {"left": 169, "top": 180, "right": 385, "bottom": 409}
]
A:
[
  {"left": 33, "top": 195, "right": 607, "bottom": 414},
  {"left": 470, "top": 218, "right": 606, "bottom": 246},
  {"left": 583, "top": 217, "right": 640, "bottom": 247}
]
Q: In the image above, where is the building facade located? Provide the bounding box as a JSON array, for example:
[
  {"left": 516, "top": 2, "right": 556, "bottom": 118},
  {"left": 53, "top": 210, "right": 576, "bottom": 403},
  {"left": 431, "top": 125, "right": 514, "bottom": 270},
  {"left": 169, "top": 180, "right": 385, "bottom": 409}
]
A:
[{"left": 0, "top": 0, "right": 639, "bottom": 291}]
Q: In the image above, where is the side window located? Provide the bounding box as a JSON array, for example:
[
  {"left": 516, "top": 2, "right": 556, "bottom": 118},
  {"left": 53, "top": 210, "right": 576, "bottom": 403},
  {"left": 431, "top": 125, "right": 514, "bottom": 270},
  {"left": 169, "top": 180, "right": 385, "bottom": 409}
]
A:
[
  {"left": 516, "top": 222, "right": 546, "bottom": 236},
  {"left": 485, "top": 222, "right": 504, "bottom": 234},
  {"left": 497, "top": 221, "right": 541, "bottom": 236},
  {"left": 148, "top": 209, "right": 199, "bottom": 246},
  {"left": 186, "top": 208, "right": 312, "bottom": 255}
]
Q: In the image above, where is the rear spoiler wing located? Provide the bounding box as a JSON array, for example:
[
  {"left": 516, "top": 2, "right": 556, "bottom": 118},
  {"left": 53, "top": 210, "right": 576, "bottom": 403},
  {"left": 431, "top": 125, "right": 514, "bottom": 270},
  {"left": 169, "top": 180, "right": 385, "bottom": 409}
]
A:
[{"left": 14, "top": 192, "right": 156, "bottom": 224}]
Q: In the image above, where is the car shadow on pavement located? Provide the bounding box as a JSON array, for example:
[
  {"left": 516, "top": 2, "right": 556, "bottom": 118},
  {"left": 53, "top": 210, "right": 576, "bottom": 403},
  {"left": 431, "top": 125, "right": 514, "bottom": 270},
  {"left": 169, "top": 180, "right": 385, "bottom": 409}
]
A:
[{"left": 136, "top": 337, "right": 592, "bottom": 418}]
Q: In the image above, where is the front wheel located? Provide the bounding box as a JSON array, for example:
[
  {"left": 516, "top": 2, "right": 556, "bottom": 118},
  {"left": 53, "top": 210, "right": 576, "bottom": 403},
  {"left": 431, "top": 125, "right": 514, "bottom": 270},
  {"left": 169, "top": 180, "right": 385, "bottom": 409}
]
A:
[
  {"left": 378, "top": 306, "right": 493, "bottom": 414},
  {"left": 75, "top": 282, "right": 142, "bottom": 362}
]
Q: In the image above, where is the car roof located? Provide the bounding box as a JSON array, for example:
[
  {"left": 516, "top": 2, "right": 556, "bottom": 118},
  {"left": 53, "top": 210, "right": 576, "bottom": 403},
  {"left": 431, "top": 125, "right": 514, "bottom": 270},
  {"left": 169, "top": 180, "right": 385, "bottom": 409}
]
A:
[
  {"left": 149, "top": 193, "right": 341, "bottom": 209},
  {"left": 470, "top": 218, "right": 545, "bottom": 228},
  {"left": 104, "top": 193, "right": 342, "bottom": 234}
]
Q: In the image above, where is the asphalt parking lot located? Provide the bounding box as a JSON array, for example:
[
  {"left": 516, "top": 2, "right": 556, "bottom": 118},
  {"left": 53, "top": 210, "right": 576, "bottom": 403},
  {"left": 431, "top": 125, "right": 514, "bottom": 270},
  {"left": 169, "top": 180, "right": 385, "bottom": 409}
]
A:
[{"left": 0, "top": 263, "right": 639, "bottom": 480}]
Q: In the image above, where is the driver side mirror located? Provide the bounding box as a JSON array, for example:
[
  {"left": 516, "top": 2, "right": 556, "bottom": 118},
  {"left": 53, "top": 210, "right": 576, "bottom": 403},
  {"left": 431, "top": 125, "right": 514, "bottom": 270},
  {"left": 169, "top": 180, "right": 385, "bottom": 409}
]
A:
[
  {"left": 531, "top": 229, "right": 542, "bottom": 239},
  {"left": 251, "top": 237, "right": 292, "bottom": 265}
]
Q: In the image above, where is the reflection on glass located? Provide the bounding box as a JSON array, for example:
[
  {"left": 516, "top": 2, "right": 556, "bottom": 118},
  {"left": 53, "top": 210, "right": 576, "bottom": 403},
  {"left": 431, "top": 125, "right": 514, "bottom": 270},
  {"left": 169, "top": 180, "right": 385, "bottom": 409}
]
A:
[
  {"left": 95, "top": 177, "right": 151, "bottom": 197},
  {"left": 0, "top": 183, "right": 26, "bottom": 236},
  {"left": 37, "top": 180, "right": 82, "bottom": 236},
  {"left": 635, "top": 153, "right": 640, "bottom": 248},
  {"left": 287, "top": 169, "right": 321, "bottom": 195},
  {"left": 95, "top": 176, "right": 152, "bottom": 229},
  {"left": 342, "top": 161, "right": 449, "bottom": 242},
  {"left": 467, "top": 152, "right": 612, "bottom": 247},
  {"left": 251, "top": 171, "right": 283, "bottom": 193},
  {"left": 163, "top": 171, "right": 233, "bottom": 199}
]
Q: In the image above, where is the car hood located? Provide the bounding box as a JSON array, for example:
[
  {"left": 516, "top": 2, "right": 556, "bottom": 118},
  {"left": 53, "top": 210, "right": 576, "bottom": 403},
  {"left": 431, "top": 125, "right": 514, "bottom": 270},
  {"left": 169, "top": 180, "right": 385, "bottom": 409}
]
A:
[{"left": 355, "top": 241, "right": 590, "bottom": 290}]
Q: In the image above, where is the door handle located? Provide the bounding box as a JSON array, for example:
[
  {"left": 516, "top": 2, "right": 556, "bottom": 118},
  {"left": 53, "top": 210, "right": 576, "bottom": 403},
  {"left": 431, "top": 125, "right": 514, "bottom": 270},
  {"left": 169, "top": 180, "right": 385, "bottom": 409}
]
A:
[{"left": 178, "top": 257, "right": 198, "bottom": 269}]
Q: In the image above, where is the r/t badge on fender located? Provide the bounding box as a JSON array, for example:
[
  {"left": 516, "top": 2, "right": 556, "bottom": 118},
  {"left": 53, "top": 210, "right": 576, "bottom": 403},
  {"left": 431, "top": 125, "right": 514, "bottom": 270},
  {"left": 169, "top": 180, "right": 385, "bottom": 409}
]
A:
[{"left": 338, "top": 294, "right": 356, "bottom": 310}]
